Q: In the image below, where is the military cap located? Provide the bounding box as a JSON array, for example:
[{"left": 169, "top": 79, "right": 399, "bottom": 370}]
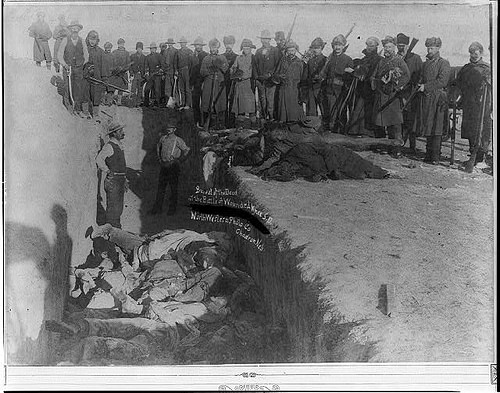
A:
[
  {"left": 310, "top": 37, "right": 326, "bottom": 49},
  {"left": 104, "top": 42, "right": 113, "bottom": 49},
  {"left": 223, "top": 35, "right": 236, "bottom": 45},
  {"left": 425, "top": 37, "right": 442, "bottom": 48},
  {"left": 166, "top": 38, "right": 175, "bottom": 44},
  {"left": 381, "top": 35, "right": 396, "bottom": 46},
  {"left": 396, "top": 33, "right": 410, "bottom": 45},
  {"left": 117, "top": 38, "right": 125, "bottom": 45},
  {"left": 275, "top": 31, "right": 285, "bottom": 41},
  {"left": 468, "top": 41, "right": 484, "bottom": 53},
  {"left": 240, "top": 38, "right": 256, "bottom": 50},
  {"left": 285, "top": 40, "right": 298, "bottom": 50},
  {"left": 67, "top": 20, "right": 83, "bottom": 31},
  {"left": 87, "top": 30, "right": 99, "bottom": 40},
  {"left": 365, "top": 36, "right": 380, "bottom": 46},
  {"left": 136, "top": 41, "right": 143, "bottom": 49},
  {"left": 258, "top": 29, "right": 273, "bottom": 39},
  {"left": 332, "top": 34, "right": 347, "bottom": 46},
  {"left": 106, "top": 121, "right": 124, "bottom": 135},
  {"left": 178, "top": 36, "right": 188, "bottom": 43},
  {"left": 192, "top": 36, "right": 206, "bottom": 46},
  {"left": 209, "top": 38, "right": 221, "bottom": 49}
]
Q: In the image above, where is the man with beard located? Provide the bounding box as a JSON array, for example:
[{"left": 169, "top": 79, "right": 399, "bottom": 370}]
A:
[
  {"left": 223, "top": 35, "right": 238, "bottom": 127},
  {"left": 174, "top": 36, "right": 194, "bottom": 110},
  {"left": 319, "top": 34, "right": 354, "bottom": 132},
  {"left": 415, "top": 37, "right": 450, "bottom": 164},
  {"left": 274, "top": 40, "right": 304, "bottom": 123},
  {"left": 52, "top": 15, "right": 68, "bottom": 73},
  {"left": 130, "top": 42, "right": 146, "bottom": 105},
  {"left": 396, "top": 33, "right": 423, "bottom": 154},
  {"left": 371, "top": 36, "right": 410, "bottom": 157},
  {"left": 84, "top": 30, "right": 105, "bottom": 121},
  {"left": 57, "top": 20, "right": 90, "bottom": 118},
  {"left": 161, "top": 38, "right": 178, "bottom": 107},
  {"left": 454, "top": 42, "right": 492, "bottom": 167},
  {"left": 200, "top": 38, "right": 229, "bottom": 129},
  {"left": 28, "top": 11, "right": 53, "bottom": 69},
  {"left": 111, "top": 38, "right": 131, "bottom": 106},
  {"left": 347, "top": 36, "right": 383, "bottom": 136},
  {"left": 254, "top": 30, "right": 281, "bottom": 122},
  {"left": 190, "top": 37, "right": 208, "bottom": 125},
  {"left": 144, "top": 42, "right": 164, "bottom": 107},
  {"left": 299, "top": 37, "right": 327, "bottom": 116}
]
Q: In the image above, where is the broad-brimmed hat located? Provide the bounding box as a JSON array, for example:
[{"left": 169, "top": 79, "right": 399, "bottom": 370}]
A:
[
  {"left": 240, "top": 38, "right": 256, "bottom": 50},
  {"left": 310, "top": 37, "right": 325, "bottom": 49},
  {"left": 381, "top": 35, "right": 396, "bottom": 46},
  {"left": 396, "top": 33, "right": 410, "bottom": 45},
  {"left": 106, "top": 121, "right": 124, "bottom": 135},
  {"left": 68, "top": 20, "right": 83, "bottom": 31},
  {"left": 332, "top": 34, "right": 347, "bottom": 46},
  {"left": 166, "top": 38, "right": 175, "bottom": 44},
  {"left": 178, "top": 36, "right": 188, "bottom": 43},
  {"left": 209, "top": 38, "right": 220, "bottom": 49},
  {"left": 223, "top": 35, "right": 235, "bottom": 45},
  {"left": 258, "top": 29, "right": 273, "bottom": 39},
  {"left": 149, "top": 42, "right": 158, "bottom": 49},
  {"left": 425, "top": 37, "right": 442, "bottom": 48},
  {"left": 161, "top": 122, "right": 177, "bottom": 133},
  {"left": 192, "top": 36, "right": 206, "bottom": 46}
]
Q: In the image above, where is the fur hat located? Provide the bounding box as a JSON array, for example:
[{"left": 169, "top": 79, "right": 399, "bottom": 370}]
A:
[
  {"left": 209, "top": 38, "right": 221, "bottom": 49},
  {"left": 136, "top": 41, "right": 143, "bottom": 50},
  {"left": 310, "top": 37, "right": 326, "bottom": 49},
  {"left": 468, "top": 41, "right": 484, "bottom": 53},
  {"left": 223, "top": 35, "right": 235, "bottom": 45},
  {"left": 365, "top": 36, "right": 380, "bottom": 46},
  {"left": 396, "top": 33, "right": 410, "bottom": 45},
  {"left": 285, "top": 40, "right": 298, "bottom": 50},
  {"left": 149, "top": 42, "right": 158, "bottom": 49},
  {"left": 117, "top": 38, "right": 125, "bottom": 45},
  {"left": 275, "top": 31, "right": 285, "bottom": 41},
  {"left": 425, "top": 37, "right": 442, "bottom": 48},
  {"left": 240, "top": 38, "right": 256, "bottom": 50},
  {"left": 87, "top": 30, "right": 99, "bottom": 40},
  {"left": 104, "top": 42, "right": 113, "bottom": 49},
  {"left": 258, "top": 30, "right": 273, "bottom": 39},
  {"left": 166, "top": 38, "right": 175, "bottom": 44},
  {"left": 332, "top": 34, "right": 347, "bottom": 46},
  {"left": 381, "top": 35, "right": 396, "bottom": 46}
]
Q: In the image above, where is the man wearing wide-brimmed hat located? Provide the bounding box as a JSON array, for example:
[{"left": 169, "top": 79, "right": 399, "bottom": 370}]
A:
[
  {"left": 300, "top": 37, "right": 327, "bottom": 116},
  {"left": 52, "top": 15, "right": 69, "bottom": 73},
  {"left": 254, "top": 29, "right": 281, "bottom": 122},
  {"left": 371, "top": 35, "right": 410, "bottom": 157},
  {"left": 173, "top": 36, "right": 193, "bottom": 109},
  {"left": 110, "top": 38, "right": 131, "bottom": 106},
  {"left": 144, "top": 42, "right": 163, "bottom": 107},
  {"left": 415, "top": 37, "right": 451, "bottom": 164},
  {"left": 223, "top": 35, "right": 237, "bottom": 127},
  {"left": 191, "top": 37, "right": 208, "bottom": 123},
  {"left": 96, "top": 121, "right": 128, "bottom": 228},
  {"left": 28, "top": 11, "right": 53, "bottom": 69},
  {"left": 200, "top": 38, "right": 230, "bottom": 128},
  {"left": 57, "top": 19, "right": 90, "bottom": 118},
  {"left": 161, "top": 38, "right": 178, "bottom": 106},
  {"left": 230, "top": 38, "right": 257, "bottom": 126},
  {"left": 130, "top": 42, "right": 146, "bottom": 105}
]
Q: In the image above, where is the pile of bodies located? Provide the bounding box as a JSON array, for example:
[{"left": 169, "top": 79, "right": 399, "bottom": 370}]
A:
[{"left": 46, "top": 224, "right": 281, "bottom": 365}]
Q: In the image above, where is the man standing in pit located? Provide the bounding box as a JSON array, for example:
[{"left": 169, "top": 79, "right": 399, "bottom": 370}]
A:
[
  {"left": 149, "top": 123, "right": 190, "bottom": 216},
  {"left": 190, "top": 37, "right": 208, "bottom": 125},
  {"left": 28, "top": 11, "right": 53, "bottom": 69},
  {"left": 174, "top": 36, "right": 194, "bottom": 110},
  {"left": 96, "top": 121, "right": 128, "bottom": 229}
]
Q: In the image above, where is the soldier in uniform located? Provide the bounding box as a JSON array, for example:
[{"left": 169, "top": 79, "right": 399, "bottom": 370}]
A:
[
  {"left": 253, "top": 29, "right": 281, "bottom": 122},
  {"left": 161, "top": 38, "right": 178, "bottom": 106},
  {"left": 84, "top": 30, "right": 105, "bottom": 121},
  {"left": 275, "top": 31, "right": 286, "bottom": 54},
  {"left": 144, "top": 42, "right": 163, "bottom": 107},
  {"left": 130, "top": 42, "right": 146, "bottom": 105},
  {"left": 57, "top": 20, "right": 89, "bottom": 118},
  {"left": 454, "top": 42, "right": 492, "bottom": 166},
  {"left": 371, "top": 36, "right": 410, "bottom": 156},
  {"left": 299, "top": 37, "right": 327, "bottom": 116},
  {"left": 396, "top": 33, "right": 423, "bottom": 154},
  {"left": 174, "top": 36, "right": 194, "bottom": 110},
  {"left": 348, "top": 36, "right": 383, "bottom": 136},
  {"left": 28, "top": 11, "right": 53, "bottom": 69},
  {"left": 230, "top": 38, "right": 257, "bottom": 126},
  {"left": 102, "top": 42, "right": 115, "bottom": 106},
  {"left": 274, "top": 40, "right": 304, "bottom": 123},
  {"left": 95, "top": 121, "right": 128, "bottom": 229},
  {"left": 111, "top": 38, "right": 131, "bottom": 106},
  {"left": 190, "top": 37, "right": 208, "bottom": 125},
  {"left": 223, "top": 35, "right": 238, "bottom": 127},
  {"left": 415, "top": 37, "right": 450, "bottom": 164},
  {"left": 319, "top": 34, "right": 354, "bottom": 132},
  {"left": 200, "top": 38, "right": 229, "bottom": 129},
  {"left": 52, "top": 15, "right": 68, "bottom": 73}
]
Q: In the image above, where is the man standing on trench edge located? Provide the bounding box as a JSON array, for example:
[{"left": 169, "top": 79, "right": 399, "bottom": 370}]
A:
[
  {"left": 96, "top": 121, "right": 129, "bottom": 228},
  {"left": 149, "top": 123, "right": 191, "bottom": 216}
]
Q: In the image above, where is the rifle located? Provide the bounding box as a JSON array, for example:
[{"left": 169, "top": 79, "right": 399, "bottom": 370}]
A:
[
  {"left": 270, "top": 13, "right": 298, "bottom": 83},
  {"left": 465, "top": 82, "right": 489, "bottom": 173},
  {"left": 204, "top": 71, "right": 218, "bottom": 132},
  {"left": 67, "top": 66, "right": 74, "bottom": 108},
  {"left": 318, "top": 23, "right": 356, "bottom": 78},
  {"left": 450, "top": 95, "right": 457, "bottom": 165},
  {"left": 87, "top": 76, "right": 131, "bottom": 93},
  {"left": 404, "top": 38, "right": 419, "bottom": 61}
]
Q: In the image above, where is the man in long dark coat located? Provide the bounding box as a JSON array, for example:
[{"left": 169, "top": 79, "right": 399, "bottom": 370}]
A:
[
  {"left": 300, "top": 37, "right": 327, "bottom": 117},
  {"left": 144, "top": 42, "right": 163, "bottom": 107},
  {"left": 275, "top": 40, "right": 304, "bottom": 123},
  {"left": 397, "top": 33, "right": 423, "bottom": 153},
  {"left": 161, "top": 38, "right": 178, "bottom": 106},
  {"left": 130, "top": 42, "right": 146, "bottom": 105},
  {"left": 102, "top": 42, "right": 115, "bottom": 105},
  {"left": 454, "top": 41, "right": 492, "bottom": 166},
  {"left": 319, "top": 34, "right": 354, "bottom": 132},
  {"left": 190, "top": 37, "right": 208, "bottom": 125},
  {"left": 174, "top": 36, "right": 194, "bottom": 109},
  {"left": 111, "top": 38, "right": 130, "bottom": 106},
  {"left": 28, "top": 11, "right": 52, "bottom": 69},
  {"left": 84, "top": 30, "right": 105, "bottom": 120},
  {"left": 371, "top": 36, "right": 410, "bottom": 157},
  {"left": 223, "top": 35, "right": 238, "bottom": 127},
  {"left": 200, "top": 38, "right": 229, "bottom": 129},
  {"left": 52, "top": 15, "right": 68, "bottom": 73},
  {"left": 415, "top": 37, "right": 451, "bottom": 164}
]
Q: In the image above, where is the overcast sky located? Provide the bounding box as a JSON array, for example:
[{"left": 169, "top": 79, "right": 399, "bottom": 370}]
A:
[{"left": 3, "top": 1, "right": 493, "bottom": 66}]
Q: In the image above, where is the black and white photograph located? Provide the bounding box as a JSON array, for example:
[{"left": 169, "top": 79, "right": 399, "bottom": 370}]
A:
[{"left": 2, "top": 0, "right": 497, "bottom": 391}]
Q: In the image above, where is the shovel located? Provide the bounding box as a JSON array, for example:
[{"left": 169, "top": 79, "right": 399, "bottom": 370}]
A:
[{"left": 167, "top": 75, "right": 178, "bottom": 108}]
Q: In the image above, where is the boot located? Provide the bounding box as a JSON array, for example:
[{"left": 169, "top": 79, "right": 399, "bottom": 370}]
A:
[{"left": 408, "top": 134, "right": 417, "bottom": 155}]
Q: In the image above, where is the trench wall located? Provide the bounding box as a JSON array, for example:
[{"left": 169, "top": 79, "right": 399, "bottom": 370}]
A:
[{"left": 4, "top": 57, "right": 100, "bottom": 364}]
